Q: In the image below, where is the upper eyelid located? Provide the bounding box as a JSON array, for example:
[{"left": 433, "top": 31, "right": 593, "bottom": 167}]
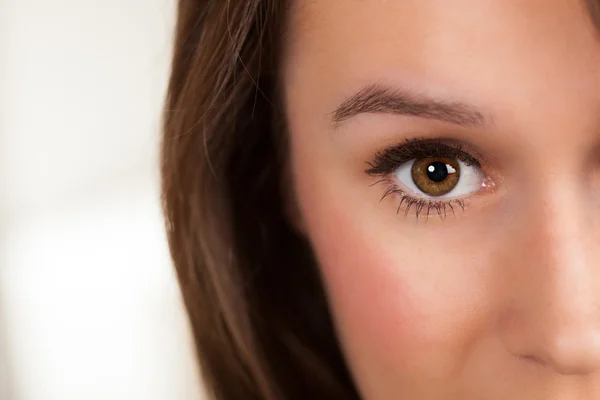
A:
[{"left": 365, "top": 140, "right": 482, "bottom": 176}]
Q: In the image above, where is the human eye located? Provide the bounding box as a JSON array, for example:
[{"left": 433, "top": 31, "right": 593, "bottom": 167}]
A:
[{"left": 365, "top": 138, "right": 492, "bottom": 220}]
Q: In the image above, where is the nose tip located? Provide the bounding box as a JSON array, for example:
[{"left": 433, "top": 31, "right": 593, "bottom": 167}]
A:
[{"left": 530, "top": 329, "right": 600, "bottom": 375}]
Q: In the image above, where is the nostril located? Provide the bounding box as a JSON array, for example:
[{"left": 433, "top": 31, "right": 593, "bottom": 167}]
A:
[
  {"left": 519, "top": 355, "right": 546, "bottom": 367},
  {"left": 503, "top": 313, "right": 600, "bottom": 375}
]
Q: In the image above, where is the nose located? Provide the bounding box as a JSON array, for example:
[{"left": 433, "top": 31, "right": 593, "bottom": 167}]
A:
[{"left": 499, "top": 187, "right": 600, "bottom": 375}]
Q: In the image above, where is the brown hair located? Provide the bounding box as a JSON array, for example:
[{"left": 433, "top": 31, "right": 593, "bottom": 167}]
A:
[
  {"left": 161, "top": 1, "right": 358, "bottom": 399},
  {"left": 161, "top": 1, "right": 600, "bottom": 399},
  {"left": 589, "top": 0, "right": 600, "bottom": 31}
]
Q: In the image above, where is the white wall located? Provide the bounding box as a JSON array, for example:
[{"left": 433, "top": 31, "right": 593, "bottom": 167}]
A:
[{"left": 0, "top": 1, "right": 205, "bottom": 399}]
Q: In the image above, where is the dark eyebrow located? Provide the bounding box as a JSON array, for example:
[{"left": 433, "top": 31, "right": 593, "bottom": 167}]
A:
[{"left": 331, "top": 84, "right": 489, "bottom": 129}]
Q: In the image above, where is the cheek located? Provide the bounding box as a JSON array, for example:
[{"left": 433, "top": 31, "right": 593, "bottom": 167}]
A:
[
  {"left": 304, "top": 206, "right": 448, "bottom": 369},
  {"left": 294, "top": 165, "right": 498, "bottom": 391},
  {"left": 311, "top": 216, "right": 420, "bottom": 370}
]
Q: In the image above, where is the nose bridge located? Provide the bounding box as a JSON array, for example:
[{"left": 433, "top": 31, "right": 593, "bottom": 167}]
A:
[{"left": 499, "top": 177, "right": 600, "bottom": 375}]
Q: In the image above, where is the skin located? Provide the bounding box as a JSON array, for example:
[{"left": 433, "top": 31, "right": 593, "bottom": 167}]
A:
[{"left": 281, "top": 0, "right": 600, "bottom": 399}]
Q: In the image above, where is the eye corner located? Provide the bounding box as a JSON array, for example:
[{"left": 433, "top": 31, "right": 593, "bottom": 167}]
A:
[{"left": 364, "top": 160, "right": 381, "bottom": 176}]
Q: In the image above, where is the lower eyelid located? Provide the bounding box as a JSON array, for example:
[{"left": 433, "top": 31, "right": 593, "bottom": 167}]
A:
[{"left": 381, "top": 184, "right": 468, "bottom": 219}]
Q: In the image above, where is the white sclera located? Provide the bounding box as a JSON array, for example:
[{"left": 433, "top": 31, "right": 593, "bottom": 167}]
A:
[{"left": 393, "top": 159, "right": 484, "bottom": 199}]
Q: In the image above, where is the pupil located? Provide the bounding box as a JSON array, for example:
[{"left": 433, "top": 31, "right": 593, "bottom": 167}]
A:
[{"left": 426, "top": 161, "right": 448, "bottom": 182}]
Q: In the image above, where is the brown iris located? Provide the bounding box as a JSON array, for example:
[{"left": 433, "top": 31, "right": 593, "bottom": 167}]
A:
[{"left": 411, "top": 157, "right": 460, "bottom": 196}]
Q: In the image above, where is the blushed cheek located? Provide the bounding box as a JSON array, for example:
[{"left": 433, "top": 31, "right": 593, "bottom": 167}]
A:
[
  {"left": 298, "top": 179, "right": 494, "bottom": 391},
  {"left": 302, "top": 201, "right": 427, "bottom": 374}
]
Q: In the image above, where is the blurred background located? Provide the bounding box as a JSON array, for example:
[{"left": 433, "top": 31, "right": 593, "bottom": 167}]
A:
[{"left": 0, "top": 1, "right": 205, "bottom": 398}]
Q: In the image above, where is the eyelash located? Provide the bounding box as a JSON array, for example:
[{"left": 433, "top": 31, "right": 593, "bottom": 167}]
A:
[{"left": 365, "top": 138, "right": 482, "bottom": 220}]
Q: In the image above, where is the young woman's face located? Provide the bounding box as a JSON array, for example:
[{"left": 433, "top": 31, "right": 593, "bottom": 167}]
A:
[{"left": 282, "top": 1, "right": 600, "bottom": 398}]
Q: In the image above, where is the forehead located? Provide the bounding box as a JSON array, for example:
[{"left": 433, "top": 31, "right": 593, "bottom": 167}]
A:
[
  {"left": 288, "top": 0, "right": 598, "bottom": 51},
  {"left": 283, "top": 0, "right": 600, "bottom": 134}
]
